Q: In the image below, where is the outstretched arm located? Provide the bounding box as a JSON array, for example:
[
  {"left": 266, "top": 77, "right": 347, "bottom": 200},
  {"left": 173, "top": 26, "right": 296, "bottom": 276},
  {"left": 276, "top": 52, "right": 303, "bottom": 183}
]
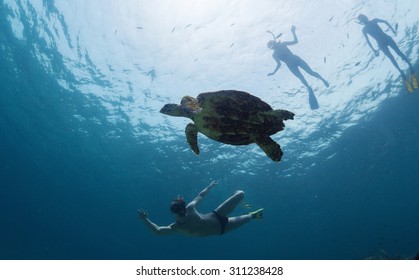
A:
[
  {"left": 376, "top": 18, "right": 397, "bottom": 35},
  {"left": 267, "top": 58, "right": 281, "bottom": 76},
  {"left": 362, "top": 29, "right": 379, "bottom": 55},
  {"left": 189, "top": 181, "right": 218, "bottom": 208},
  {"left": 138, "top": 209, "right": 175, "bottom": 235},
  {"left": 284, "top": 25, "right": 298, "bottom": 45}
]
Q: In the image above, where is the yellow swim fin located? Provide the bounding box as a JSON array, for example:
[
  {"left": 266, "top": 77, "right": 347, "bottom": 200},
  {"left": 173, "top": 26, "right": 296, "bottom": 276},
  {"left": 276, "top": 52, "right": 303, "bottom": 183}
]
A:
[
  {"left": 411, "top": 74, "right": 418, "bottom": 89},
  {"left": 249, "top": 208, "right": 264, "bottom": 219},
  {"left": 405, "top": 79, "right": 414, "bottom": 93}
]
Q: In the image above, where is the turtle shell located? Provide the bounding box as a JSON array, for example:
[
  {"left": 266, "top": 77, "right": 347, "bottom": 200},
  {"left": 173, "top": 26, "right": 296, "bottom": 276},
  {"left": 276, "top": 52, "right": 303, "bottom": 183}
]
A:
[{"left": 192, "top": 90, "right": 284, "bottom": 145}]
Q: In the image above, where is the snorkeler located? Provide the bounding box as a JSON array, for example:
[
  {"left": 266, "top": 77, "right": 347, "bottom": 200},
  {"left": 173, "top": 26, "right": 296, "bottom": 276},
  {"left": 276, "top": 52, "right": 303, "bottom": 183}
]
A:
[
  {"left": 267, "top": 25, "right": 329, "bottom": 110},
  {"left": 357, "top": 14, "right": 417, "bottom": 93},
  {"left": 138, "top": 181, "right": 263, "bottom": 236}
]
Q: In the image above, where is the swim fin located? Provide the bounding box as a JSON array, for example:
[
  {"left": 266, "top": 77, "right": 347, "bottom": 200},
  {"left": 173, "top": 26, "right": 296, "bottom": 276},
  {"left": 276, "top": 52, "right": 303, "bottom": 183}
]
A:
[
  {"left": 308, "top": 90, "right": 319, "bottom": 110},
  {"left": 411, "top": 73, "right": 418, "bottom": 90},
  {"left": 249, "top": 208, "right": 264, "bottom": 220},
  {"left": 404, "top": 79, "right": 414, "bottom": 93}
]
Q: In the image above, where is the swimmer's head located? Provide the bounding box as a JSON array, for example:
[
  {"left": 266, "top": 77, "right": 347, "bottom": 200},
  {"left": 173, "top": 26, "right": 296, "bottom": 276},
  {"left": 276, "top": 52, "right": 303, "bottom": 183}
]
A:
[
  {"left": 267, "top": 40, "right": 276, "bottom": 49},
  {"left": 357, "top": 14, "right": 368, "bottom": 25},
  {"left": 170, "top": 196, "right": 186, "bottom": 216}
]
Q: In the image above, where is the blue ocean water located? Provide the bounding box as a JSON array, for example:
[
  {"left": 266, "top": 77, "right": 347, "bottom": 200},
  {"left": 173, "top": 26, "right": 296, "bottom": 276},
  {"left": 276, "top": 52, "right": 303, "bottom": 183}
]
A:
[{"left": 1, "top": 0, "right": 418, "bottom": 260}]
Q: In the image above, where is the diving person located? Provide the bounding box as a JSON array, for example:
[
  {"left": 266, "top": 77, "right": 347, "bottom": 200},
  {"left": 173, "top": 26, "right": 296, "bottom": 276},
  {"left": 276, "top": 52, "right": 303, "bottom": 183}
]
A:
[
  {"left": 357, "top": 14, "right": 417, "bottom": 92},
  {"left": 267, "top": 25, "right": 329, "bottom": 109},
  {"left": 138, "top": 181, "right": 263, "bottom": 236}
]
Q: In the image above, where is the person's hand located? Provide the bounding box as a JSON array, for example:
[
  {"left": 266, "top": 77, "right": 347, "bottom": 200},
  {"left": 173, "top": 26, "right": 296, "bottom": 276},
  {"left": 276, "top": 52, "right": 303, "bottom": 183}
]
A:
[
  {"left": 291, "top": 25, "right": 296, "bottom": 33},
  {"left": 267, "top": 73, "right": 274, "bottom": 76},
  {"left": 138, "top": 208, "right": 148, "bottom": 220},
  {"left": 209, "top": 180, "right": 218, "bottom": 187}
]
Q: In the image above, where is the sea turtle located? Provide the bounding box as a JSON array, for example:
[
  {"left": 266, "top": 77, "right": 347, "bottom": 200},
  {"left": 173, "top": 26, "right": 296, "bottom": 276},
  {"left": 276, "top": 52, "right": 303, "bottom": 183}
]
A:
[{"left": 160, "top": 90, "right": 294, "bottom": 162}]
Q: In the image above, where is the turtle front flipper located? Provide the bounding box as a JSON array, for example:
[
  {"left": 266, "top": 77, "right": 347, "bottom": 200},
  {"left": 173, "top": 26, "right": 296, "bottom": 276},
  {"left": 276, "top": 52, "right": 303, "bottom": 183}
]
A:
[
  {"left": 185, "top": 123, "right": 200, "bottom": 155},
  {"left": 254, "top": 136, "right": 283, "bottom": 162}
]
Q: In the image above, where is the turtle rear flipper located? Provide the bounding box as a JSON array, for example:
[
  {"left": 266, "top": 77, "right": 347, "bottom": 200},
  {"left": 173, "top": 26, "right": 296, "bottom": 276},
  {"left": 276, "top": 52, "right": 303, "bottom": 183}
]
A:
[
  {"left": 259, "top": 109, "right": 295, "bottom": 121},
  {"left": 254, "top": 136, "right": 283, "bottom": 162},
  {"left": 185, "top": 123, "right": 200, "bottom": 155}
]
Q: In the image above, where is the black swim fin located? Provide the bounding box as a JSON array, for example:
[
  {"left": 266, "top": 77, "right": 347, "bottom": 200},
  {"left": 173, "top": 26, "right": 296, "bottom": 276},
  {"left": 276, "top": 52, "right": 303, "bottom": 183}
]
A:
[{"left": 308, "top": 90, "right": 319, "bottom": 110}]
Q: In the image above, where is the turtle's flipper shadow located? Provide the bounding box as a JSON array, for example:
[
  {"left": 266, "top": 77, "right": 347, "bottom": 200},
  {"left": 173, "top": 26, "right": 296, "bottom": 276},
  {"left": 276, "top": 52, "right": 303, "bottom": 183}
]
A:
[
  {"left": 254, "top": 136, "right": 283, "bottom": 162},
  {"left": 185, "top": 123, "right": 200, "bottom": 155}
]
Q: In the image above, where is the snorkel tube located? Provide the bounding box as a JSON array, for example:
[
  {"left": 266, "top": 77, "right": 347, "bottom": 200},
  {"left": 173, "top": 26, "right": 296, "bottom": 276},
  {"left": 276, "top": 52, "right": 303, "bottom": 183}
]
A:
[{"left": 266, "top": 30, "right": 283, "bottom": 40}]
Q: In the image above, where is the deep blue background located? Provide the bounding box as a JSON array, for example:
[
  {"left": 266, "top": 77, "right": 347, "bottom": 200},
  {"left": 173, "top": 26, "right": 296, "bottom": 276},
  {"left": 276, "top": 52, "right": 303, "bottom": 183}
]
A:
[{"left": 1, "top": 3, "right": 418, "bottom": 260}]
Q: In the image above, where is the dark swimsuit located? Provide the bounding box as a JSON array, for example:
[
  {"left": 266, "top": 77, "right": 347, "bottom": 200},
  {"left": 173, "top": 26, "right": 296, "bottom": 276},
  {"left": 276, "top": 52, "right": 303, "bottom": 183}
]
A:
[{"left": 212, "top": 211, "right": 228, "bottom": 235}]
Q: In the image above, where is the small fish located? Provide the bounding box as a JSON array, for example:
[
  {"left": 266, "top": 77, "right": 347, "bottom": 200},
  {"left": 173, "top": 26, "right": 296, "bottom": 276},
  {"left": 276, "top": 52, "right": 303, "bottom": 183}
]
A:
[
  {"left": 184, "top": 24, "right": 192, "bottom": 29},
  {"left": 324, "top": 57, "right": 326, "bottom": 63},
  {"left": 329, "top": 16, "right": 334, "bottom": 22},
  {"left": 354, "top": 61, "right": 361, "bottom": 66},
  {"left": 146, "top": 69, "right": 156, "bottom": 80},
  {"left": 243, "top": 203, "right": 251, "bottom": 209},
  {"left": 136, "top": 27, "right": 143, "bottom": 30},
  {"left": 171, "top": 27, "right": 176, "bottom": 33},
  {"left": 229, "top": 43, "right": 235, "bottom": 48}
]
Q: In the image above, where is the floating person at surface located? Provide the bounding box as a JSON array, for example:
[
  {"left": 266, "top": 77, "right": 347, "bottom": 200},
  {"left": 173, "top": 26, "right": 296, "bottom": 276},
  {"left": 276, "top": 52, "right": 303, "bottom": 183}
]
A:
[
  {"left": 357, "top": 14, "right": 417, "bottom": 93},
  {"left": 138, "top": 181, "right": 263, "bottom": 236},
  {"left": 160, "top": 90, "right": 294, "bottom": 162},
  {"left": 267, "top": 25, "right": 329, "bottom": 110}
]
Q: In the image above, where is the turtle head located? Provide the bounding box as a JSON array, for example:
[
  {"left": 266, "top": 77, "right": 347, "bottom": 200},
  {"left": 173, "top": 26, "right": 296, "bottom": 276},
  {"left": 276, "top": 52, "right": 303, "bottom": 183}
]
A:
[
  {"left": 160, "top": 104, "right": 184, "bottom": 117},
  {"left": 160, "top": 96, "right": 201, "bottom": 119},
  {"left": 180, "top": 95, "right": 202, "bottom": 117}
]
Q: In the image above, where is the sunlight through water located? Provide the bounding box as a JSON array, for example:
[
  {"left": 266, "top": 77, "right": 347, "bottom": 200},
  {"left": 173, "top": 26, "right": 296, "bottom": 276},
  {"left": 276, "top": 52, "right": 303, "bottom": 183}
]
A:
[{"left": 4, "top": 0, "right": 419, "bottom": 175}]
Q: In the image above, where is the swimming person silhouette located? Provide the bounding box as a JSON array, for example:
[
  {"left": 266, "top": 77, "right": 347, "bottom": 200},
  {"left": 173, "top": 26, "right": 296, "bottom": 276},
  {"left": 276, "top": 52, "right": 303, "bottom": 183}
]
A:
[
  {"left": 267, "top": 25, "right": 329, "bottom": 110},
  {"left": 357, "top": 14, "right": 417, "bottom": 93}
]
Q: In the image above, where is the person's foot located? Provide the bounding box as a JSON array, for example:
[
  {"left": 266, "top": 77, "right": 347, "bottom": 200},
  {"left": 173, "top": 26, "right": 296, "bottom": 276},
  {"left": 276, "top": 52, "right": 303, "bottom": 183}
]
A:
[{"left": 249, "top": 208, "right": 264, "bottom": 219}]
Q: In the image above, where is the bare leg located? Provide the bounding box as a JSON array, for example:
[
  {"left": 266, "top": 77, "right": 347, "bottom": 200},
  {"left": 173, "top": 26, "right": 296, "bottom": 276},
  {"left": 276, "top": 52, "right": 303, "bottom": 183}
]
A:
[
  {"left": 223, "top": 214, "right": 252, "bottom": 233},
  {"left": 288, "top": 64, "right": 312, "bottom": 90},
  {"left": 381, "top": 45, "right": 406, "bottom": 79},
  {"left": 388, "top": 40, "right": 414, "bottom": 74},
  {"left": 288, "top": 65, "right": 319, "bottom": 109},
  {"left": 214, "top": 190, "right": 244, "bottom": 217},
  {"left": 298, "top": 59, "right": 329, "bottom": 87}
]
